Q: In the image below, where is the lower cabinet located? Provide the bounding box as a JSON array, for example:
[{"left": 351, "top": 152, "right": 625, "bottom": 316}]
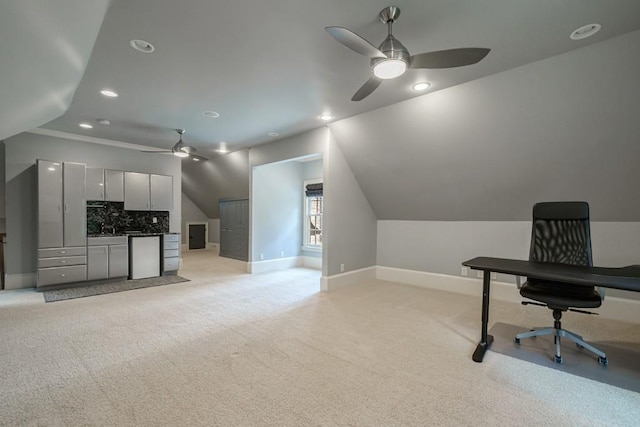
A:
[
  {"left": 37, "top": 247, "right": 87, "bottom": 288},
  {"left": 87, "top": 237, "right": 129, "bottom": 280}
]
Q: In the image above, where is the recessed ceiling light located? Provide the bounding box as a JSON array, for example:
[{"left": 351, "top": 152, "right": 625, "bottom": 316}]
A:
[
  {"left": 100, "top": 89, "right": 118, "bottom": 98},
  {"left": 268, "top": 132, "right": 279, "bottom": 137},
  {"left": 97, "top": 119, "right": 111, "bottom": 125},
  {"left": 320, "top": 114, "right": 333, "bottom": 121},
  {"left": 570, "top": 23, "right": 601, "bottom": 40},
  {"left": 79, "top": 122, "right": 93, "bottom": 129},
  {"left": 130, "top": 39, "right": 155, "bottom": 53},
  {"left": 412, "top": 82, "right": 431, "bottom": 91},
  {"left": 202, "top": 111, "right": 220, "bottom": 118}
]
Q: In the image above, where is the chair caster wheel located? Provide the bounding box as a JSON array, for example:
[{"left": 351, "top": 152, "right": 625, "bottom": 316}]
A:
[
  {"left": 514, "top": 338, "right": 520, "bottom": 344},
  {"left": 553, "top": 355, "right": 563, "bottom": 364},
  {"left": 598, "top": 356, "right": 608, "bottom": 366}
]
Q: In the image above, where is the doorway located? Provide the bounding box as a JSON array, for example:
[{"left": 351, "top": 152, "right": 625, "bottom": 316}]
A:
[{"left": 187, "top": 222, "right": 208, "bottom": 250}]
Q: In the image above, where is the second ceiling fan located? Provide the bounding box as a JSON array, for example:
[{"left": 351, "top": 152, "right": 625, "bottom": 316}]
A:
[{"left": 325, "top": 6, "right": 490, "bottom": 101}]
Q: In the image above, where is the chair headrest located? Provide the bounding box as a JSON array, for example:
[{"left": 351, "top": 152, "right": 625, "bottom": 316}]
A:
[{"left": 533, "top": 201, "right": 589, "bottom": 220}]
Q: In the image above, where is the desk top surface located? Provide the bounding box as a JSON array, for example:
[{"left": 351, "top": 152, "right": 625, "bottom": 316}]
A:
[{"left": 462, "top": 257, "right": 640, "bottom": 292}]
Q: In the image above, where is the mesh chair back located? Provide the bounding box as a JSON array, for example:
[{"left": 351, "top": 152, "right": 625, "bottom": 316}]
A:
[{"left": 529, "top": 202, "right": 593, "bottom": 267}]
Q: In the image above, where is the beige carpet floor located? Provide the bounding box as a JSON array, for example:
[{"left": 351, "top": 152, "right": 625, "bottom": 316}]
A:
[{"left": 1, "top": 249, "right": 639, "bottom": 426}]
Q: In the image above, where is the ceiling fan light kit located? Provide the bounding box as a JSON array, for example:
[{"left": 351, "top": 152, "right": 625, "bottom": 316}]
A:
[{"left": 325, "top": 6, "right": 490, "bottom": 101}]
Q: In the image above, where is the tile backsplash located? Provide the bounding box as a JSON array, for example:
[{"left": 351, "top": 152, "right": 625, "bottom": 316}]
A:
[{"left": 87, "top": 202, "right": 169, "bottom": 235}]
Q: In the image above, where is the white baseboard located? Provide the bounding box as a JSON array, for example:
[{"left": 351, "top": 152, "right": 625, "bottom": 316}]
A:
[
  {"left": 321, "top": 266, "right": 376, "bottom": 292},
  {"left": 301, "top": 256, "right": 322, "bottom": 270},
  {"left": 4, "top": 273, "right": 36, "bottom": 290},
  {"left": 376, "top": 266, "right": 640, "bottom": 324},
  {"left": 248, "top": 256, "right": 302, "bottom": 274}
]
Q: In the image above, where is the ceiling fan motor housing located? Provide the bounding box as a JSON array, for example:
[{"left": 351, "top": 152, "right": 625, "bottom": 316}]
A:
[{"left": 370, "top": 34, "right": 410, "bottom": 71}]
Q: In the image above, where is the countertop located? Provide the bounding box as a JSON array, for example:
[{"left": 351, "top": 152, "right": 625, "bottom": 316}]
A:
[{"left": 87, "top": 232, "right": 178, "bottom": 238}]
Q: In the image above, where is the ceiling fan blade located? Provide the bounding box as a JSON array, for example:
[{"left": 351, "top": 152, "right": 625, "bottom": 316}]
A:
[
  {"left": 190, "top": 154, "right": 209, "bottom": 162},
  {"left": 409, "top": 48, "right": 490, "bottom": 69},
  {"left": 351, "top": 76, "right": 382, "bottom": 101},
  {"left": 325, "top": 26, "right": 386, "bottom": 58},
  {"left": 140, "top": 150, "right": 173, "bottom": 154}
]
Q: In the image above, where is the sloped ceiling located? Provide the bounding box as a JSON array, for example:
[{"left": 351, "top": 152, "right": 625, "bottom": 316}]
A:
[
  {"left": 328, "top": 30, "right": 640, "bottom": 221},
  {"left": 30, "top": 0, "right": 640, "bottom": 158},
  {"left": 0, "top": 0, "right": 111, "bottom": 141}
]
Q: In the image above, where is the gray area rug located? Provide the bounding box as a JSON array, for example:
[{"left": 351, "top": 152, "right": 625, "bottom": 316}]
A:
[
  {"left": 489, "top": 322, "right": 640, "bottom": 393},
  {"left": 43, "top": 276, "right": 190, "bottom": 302}
]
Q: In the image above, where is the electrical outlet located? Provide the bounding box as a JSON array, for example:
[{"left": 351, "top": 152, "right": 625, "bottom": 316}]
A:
[
  {"left": 259, "top": 253, "right": 264, "bottom": 260},
  {"left": 340, "top": 263, "right": 345, "bottom": 273},
  {"left": 461, "top": 267, "right": 468, "bottom": 277},
  {"left": 152, "top": 217, "right": 158, "bottom": 223},
  {"left": 280, "top": 251, "right": 284, "bottom": 258},
  {"left": 477, "top": 270, "right": 484, "bottom": 279}
]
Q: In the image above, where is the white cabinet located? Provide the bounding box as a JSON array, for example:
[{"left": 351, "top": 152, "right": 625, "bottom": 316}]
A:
[
  {"left": 87, "top": 245, "right": 109, "bottom": 280},
  {"left": 150, "top": 174, "right": 173, "bottom": 211},
  {"left": 86, "top": 168, "right": 105, "bottom": 201},
  {"left": 105, "top": 169, "right": 124, "bottom": 202},
  {"left": 87, "top": 237, "right": 129, "bottom": 280},
  {"left": 109, "top": 244, "right": 129, "bottom": 278},
  {"left": 38, "top": 160, "right": 63, "bottom": 248},
  {"left": 124, "top": 172, "right": 150, "bottom": 210},
  {"left": 124, "top": 172, "right": 173, "bottom": 211},
  {"left": 63, "top": 162, "right": 87, "bottom": 247}
]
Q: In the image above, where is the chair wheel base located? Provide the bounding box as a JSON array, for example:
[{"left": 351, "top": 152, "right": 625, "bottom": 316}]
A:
[
  {"left": 598, "top": 356, "right": 608, "bottom": 366},
  {"left": 514, "top": 338, "right": 520, "bottom": 344},
  {"left": 553, "top": 355, "right": 563, "bottom": 364}
]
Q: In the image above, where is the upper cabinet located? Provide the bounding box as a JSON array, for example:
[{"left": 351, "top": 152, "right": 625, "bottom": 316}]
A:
[
  {"left": 37, "top": 160, "right": 86, "bottom": 248},
  {"left": 124, "top": 172, "right": 150, "bottom": 210},
  {"left": 86, "top": 168, "right": 104, "bottom": 200},
  {"left": 124, "top": 172, "right": 173, "bottom": 211},
  {"left": 105, "top": 169, "right": 124, "bottom": 202},
  {"left": 150, "top": 174, "right": 173, "bottom": 211}
]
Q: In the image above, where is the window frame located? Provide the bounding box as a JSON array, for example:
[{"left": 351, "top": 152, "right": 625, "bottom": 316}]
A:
[{"left": 302, "top": 179, "right": 323, "bottom": 252}]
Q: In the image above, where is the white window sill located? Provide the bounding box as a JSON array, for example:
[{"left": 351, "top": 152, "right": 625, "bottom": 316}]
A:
[{"left": 301, "top": 245, "right": 322, "bottom": 253}]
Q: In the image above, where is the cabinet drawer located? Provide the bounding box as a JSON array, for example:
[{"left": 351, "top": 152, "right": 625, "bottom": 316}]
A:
[
  {"left": 164, "top": 234, "right": 180, "bottom": 242},
  {"left": 163, "top": 257, "right": 179, "bottom": 272},
  {"left": 88, "top": 236, "right": 127, "bottom": 246},
  {"left": 38, "top": 256, "right": 86, "bottom": 269},
  {"left": 163, "top": 241, "right": 180, "bottom": 250},
  {"left": 38, "top": 265, "right": 87, "bottom": 286},
  {"left": 38, "top": 247, "right": 86, "bottom": 258},
  {"left": 164, "top": 249, "right": 180, "bottom": 258}
]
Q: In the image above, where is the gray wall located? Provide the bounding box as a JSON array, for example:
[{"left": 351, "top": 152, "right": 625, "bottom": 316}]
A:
[
  {"left": 181, "top": 192, "right": 208, "bottom": 245},
  {"left": 251, "top": 161, "right": 304, "bottom": 261},
  {"left": 377, "top": 220, "right": 640, "bottom": 300},
  {"left": 323, "top": 131, "right": 377, "bottom": 276},
  {"left": 4, "top": 132, "right": 181, "bottom": 288},
  {"left": 328, "top": 29, "right": 640, "bottom": 221},
  {"left": 0, "top": 141, "right": 5, "bottom": 232},
  {"left": 181, "top": 148, "right": 249, "bottom": 218}
]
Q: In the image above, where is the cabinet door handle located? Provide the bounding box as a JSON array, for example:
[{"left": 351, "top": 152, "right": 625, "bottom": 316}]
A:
[
  {"left": 59, "top": 274, "right": 66, "bottom": 277},
  {"left": 60, "top": 250, "right": 66, "bottom": 254},
  {"left": 59, "top": 260, "right": 66, "bottom": 264}
]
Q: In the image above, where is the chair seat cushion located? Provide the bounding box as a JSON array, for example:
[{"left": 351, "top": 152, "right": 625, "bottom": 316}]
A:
[{"left": 520, "top": 279, "right": 602, "bottom": 310}]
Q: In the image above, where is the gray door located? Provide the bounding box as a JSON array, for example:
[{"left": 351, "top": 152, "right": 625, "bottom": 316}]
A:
[{"left": 189, "top": 224, "right": 206, "bottom": 250}]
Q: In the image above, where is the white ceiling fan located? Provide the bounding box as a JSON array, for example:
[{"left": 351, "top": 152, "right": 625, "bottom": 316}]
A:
[
  {"left": 325, "top": 6, "right": 491, "bottom": 101},
  {"left": 141, "top": 129, "right": 209, "bottom": 161}
]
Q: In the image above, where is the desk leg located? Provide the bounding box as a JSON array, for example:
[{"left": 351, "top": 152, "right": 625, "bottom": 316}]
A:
[{"left": 472, "top": 272, "right": 493, "bottom": 362}]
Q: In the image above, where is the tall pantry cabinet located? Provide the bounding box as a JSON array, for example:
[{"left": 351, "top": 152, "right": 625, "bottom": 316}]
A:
[{"left": 37, "top": 160, "right": 87, "bottom": 287}]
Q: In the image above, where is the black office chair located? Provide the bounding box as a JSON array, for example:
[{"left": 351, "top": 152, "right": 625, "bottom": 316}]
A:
[{"left": 514, "top": 201, "right": 607, "bottom": 365}]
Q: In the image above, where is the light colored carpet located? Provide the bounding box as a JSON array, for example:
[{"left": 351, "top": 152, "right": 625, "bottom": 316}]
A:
[
  {"left": 0, "top": 249, "right": 639, "bottom": 426},
  {"left": 43, "top": 275, "right": 190, "bottom": 302}
]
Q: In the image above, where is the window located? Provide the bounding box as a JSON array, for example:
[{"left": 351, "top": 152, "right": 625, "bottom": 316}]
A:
[{"left": 303, "top": 180, "right": 323, "bottom": 250}]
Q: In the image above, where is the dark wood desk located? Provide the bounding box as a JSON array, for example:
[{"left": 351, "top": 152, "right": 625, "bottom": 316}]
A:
[{"left": 461, "top": 257, "right": 640, "bottom": 362}]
